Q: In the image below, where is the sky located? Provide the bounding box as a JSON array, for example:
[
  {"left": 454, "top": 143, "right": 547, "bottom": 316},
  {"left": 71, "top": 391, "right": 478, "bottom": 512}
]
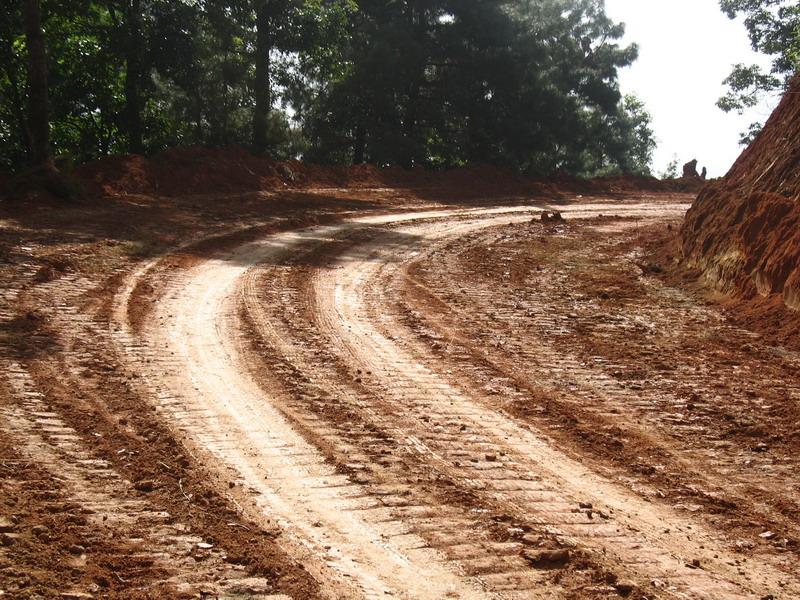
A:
[{"left": 604, "top": 0, "right": 779, "bottom": 177}]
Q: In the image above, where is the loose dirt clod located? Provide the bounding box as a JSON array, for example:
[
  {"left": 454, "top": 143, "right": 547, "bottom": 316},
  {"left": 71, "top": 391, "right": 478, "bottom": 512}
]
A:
[
  {"left": 541, "top": 210, "right": 565, "bottom": 223},
  {"left": 614, "top": 580, "right": 638, "bottom": 596},
  {"left": 522, "top": 548, "right": 571, "bottom": 568},
  {"left": 134, "top": 479, "right": 156, "bottom": 492}
]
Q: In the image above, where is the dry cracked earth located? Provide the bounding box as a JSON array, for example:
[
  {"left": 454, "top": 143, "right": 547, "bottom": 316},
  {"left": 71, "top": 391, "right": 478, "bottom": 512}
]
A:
[{"left": 1, "top": 192, "right": 799, "bottom": 599}]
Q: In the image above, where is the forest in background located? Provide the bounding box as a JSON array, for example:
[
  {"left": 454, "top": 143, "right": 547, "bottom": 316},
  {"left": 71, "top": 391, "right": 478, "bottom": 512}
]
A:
[
  {"left": 1, "top": 1, "right": 797, "bottom": 178},
  {"left": 1, "top": 0, "right": 659, "bottom": 177}
]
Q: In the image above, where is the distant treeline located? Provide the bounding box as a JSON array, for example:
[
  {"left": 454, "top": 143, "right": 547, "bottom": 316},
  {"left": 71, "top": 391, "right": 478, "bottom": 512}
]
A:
[{"left": 1, "top": 0, "right": 657, "bottom": 176}]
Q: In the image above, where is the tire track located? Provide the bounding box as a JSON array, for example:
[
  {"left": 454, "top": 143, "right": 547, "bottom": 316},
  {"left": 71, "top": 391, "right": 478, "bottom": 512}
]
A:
[
  {"left": 306, "top": 206, "right": 795, "bottom": 599},
  {"left": 0, "top": 270, "right": 285, "bottom": 598},
  {"left": 399, "top": 219, "right": 800, "bottom": 538},
  {"left": 113, "top": 201, "right": 797, "bottom": 598},
  {"left": 115, "top": 209, "right": 546, "bottom": 598},
  {"left": 240, "top": 216, "right": 591, "bottom": 598}
]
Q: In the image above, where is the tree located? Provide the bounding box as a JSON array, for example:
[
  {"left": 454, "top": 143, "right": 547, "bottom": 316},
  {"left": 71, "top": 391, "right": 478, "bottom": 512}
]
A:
[
  {"left": 24, "top": 0, "right": 50, "bottom": 166},
  {"left": 0, "top": 0, "right": 30, "bottom": 168},
  {"left": 717, "top": 0, "right": 800, "bottom": 143},
  {"left": 253, "top": 0, "right": 272, "bottom": 154},
  {"left": 295, "top": 0, "right": 651, "bottom": 175},
  {"left": 659, "top": 155, "right": 680, "bottom": 180},
  {"left": 252, "top": 0, "right": 302, "bottom": 155},
  {"left": 610, "top": 95, "right": 657, "bottom": 176},
  {"left": 0, "top": 0, "right": 657, "bottom": 176},
  {"left": 124, "top": 0, "right": 144, "bottom": 153}
]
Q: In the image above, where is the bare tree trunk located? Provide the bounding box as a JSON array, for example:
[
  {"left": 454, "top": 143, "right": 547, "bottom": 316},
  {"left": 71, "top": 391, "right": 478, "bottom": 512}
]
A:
[
  {"left": 400, "top": 1, "right": 426, "bottom": 169},
  {"left": 24, "top": 0, "right": 50, "bottom": 167},
  {"left": 125, "top": 0, "right": 144, "bottom": 154},
  {"left": 353, "top": 119, "right": 366, "bottom": 164},
  {"left": 401, "top": 81, "right": 420, "bottom": 169},
  {"left": 253, "top": 0, "right": 272, "bottom": 155}
]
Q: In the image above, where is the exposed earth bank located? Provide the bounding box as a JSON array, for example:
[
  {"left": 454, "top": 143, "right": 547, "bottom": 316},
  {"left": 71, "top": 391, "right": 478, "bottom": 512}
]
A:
[
  {"left": 681, "top": 75, "right": 800, "bottom": 335},
  {"left": 1, "top": 144, "right": 704, "bottom": 201}
]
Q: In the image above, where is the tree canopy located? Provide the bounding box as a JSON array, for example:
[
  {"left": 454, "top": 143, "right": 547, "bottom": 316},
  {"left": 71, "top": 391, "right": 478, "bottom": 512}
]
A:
[
  {"left": 1, "top": 0, "right": 657, "bottom": 176},
  {"left": 717, "top": 0, "right": 800, "bottom": 143}
]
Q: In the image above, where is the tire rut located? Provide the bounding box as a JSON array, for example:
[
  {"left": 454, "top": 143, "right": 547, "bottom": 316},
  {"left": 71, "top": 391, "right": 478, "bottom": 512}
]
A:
[
  {"left": 112, "top": 201, "right": 796, "bottom": 599},
  {"left": 398, "top": 218, "right": 800, "bottom": 546},
  {"left": 308, "top": 212, "right": 792, "bottom": 599},
  {"left": 0, "top": 270, "right": 289, "bottom": 598},
  {"left": 116, "top": 213, "right": 531, "bottom": 599}
]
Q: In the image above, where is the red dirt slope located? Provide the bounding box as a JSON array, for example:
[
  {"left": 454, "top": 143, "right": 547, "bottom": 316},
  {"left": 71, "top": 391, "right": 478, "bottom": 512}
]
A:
[
  {"left": 70, "top": 145, "right": 702, "bottom": 199},
  {"left": 0, "top": 145, "right": 703, "bottom": 203},
  {"left": 682, "top": 75, "right": 800, "bottom": 312}
]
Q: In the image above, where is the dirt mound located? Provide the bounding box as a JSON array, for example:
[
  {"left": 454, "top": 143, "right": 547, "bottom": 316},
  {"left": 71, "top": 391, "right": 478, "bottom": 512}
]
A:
[
  {"left": 682, "top": 75, "right": 800, "bottom": 312},
  {"left": 75, "top": 154, "right": 156, "bottom": 196},
  {"left": 73, "top": 147, "right": 406, "bottom": 196},
  {"left": 72, "top": 150, "right": 533, "bottom": 197},
  {"left": 74, "top": 146, "right": 286, "bottom": 196},
  {"left": 595, "top": 174, "right": 705, "bottom": 194},
  {"left": 69, "top": 145, "right": 696, "bottom": 199},
  {"left": 683, "top": 159, "right": 700, "bottom": 178}
]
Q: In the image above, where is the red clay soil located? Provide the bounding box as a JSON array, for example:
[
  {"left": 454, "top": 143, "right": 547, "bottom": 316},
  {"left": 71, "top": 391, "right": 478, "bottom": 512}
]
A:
[
  {"left": 0, "top": 143, "right": 703, "bottom": 203},
  {"left": 65, "top": 144, "right": 703, "bottom": 199},
  {"left": 682, "top": 74, "right": 800, "bottom": 316}
]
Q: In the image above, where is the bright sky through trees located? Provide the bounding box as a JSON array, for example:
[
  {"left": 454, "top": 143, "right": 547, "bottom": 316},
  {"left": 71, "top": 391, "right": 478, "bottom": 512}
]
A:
[{"left": 605, "top": 0, "right": 777, "bottom": 177}]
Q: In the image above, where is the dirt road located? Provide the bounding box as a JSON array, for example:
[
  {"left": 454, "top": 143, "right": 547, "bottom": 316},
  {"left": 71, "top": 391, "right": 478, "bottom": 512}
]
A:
[
  {"left": 104, "top": 200, "right": 798, "bottom": 598},
  {"left": 3, "top": 195, "right": 798, "bottom": 598}
]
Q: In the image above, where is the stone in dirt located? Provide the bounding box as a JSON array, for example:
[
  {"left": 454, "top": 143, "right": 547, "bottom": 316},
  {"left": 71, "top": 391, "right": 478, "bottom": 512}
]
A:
[
  {"left": 540, "top": 211, "right": 564, "bottom": 224},
  {"left": 521, "top": 534, "right": 544, "bottom": 546},
  {"left": 31, "top": 525, "right": 49, "bottom": 537},
  {"left": 614, "top": 580, "right": 638, "bottom": 596},
  {"left": 134, "top": 479, "right": 156, "bottom": 492},
  {"left": 522, "top": 548, "right": 571, "bottom": 567}
]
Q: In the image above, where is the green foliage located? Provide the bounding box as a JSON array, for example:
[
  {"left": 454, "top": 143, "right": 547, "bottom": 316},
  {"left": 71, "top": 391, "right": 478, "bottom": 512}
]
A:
[
  {"left": 1, "top": 0, "right": 656, "bottom": 177},
  {"left": 294, "top": 0, "right": 654, "bottom": 175},
  {"left": 717, "top": 0, "right": 800, "bottom": 141},
  {"left": 659, "top": 155, "right": 680, "bottom": 180},
  {"left": 0, "top": 0, "right": 28, "bottom": 168},
  {"left": 738, "top": 120, "right": 765, "bottom": 145}
]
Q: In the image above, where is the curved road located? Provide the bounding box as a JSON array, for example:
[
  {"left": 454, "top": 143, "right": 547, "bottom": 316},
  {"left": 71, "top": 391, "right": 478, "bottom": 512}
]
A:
[{"left": 114, "top": 202, "right": 800, "bottom": 599}]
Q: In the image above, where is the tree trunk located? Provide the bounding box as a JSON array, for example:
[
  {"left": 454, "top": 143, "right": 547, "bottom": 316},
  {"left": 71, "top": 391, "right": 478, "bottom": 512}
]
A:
[
  {"left": 353, "top": 115, "right": 366, "bottom": 164},
  {"left": 400, "top": 1, "right": 426, "bottom": 169},
  {"left": 125, "top": 0, "right": 144, "bottom": 154},
  {"left": 253, "top": 0, "right": 272, "bottom": 155},
  {"left": 24, "top": 0, "right": 50, "bottom": 166},
  {"left": 401, "top": 82, "right": 420, "bottom": 169}
]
